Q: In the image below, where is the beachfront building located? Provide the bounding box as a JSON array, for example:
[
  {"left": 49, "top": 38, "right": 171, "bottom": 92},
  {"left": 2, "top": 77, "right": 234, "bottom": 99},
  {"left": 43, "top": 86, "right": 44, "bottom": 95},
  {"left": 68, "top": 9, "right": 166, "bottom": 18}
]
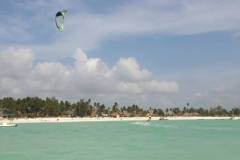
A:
[
  {"left": 182, "top": 112, "right": 200, "bottom": 117},
  {"left": 0, "top": 109, "right": 15, "bottom": 118},
  {"left": 110, "top": 112, "right": 120, "bottom": 118},
  {"left": 90, "top": 108, "right": 98, "bottom": 117}
]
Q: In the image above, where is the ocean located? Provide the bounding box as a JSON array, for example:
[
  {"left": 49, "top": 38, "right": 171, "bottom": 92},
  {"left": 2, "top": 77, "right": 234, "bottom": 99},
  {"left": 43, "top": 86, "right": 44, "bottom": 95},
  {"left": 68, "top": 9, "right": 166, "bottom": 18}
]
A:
[{"left": 0, "top": 120, "right": 239, "bottom": 160}]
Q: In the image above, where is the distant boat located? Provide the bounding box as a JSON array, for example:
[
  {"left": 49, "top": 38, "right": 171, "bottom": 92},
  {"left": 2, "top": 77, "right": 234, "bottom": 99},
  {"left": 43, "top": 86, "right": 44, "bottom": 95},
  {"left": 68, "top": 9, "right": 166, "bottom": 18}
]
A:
[{"left": 0, "top": 122, "right": 17, "bottom": 127}]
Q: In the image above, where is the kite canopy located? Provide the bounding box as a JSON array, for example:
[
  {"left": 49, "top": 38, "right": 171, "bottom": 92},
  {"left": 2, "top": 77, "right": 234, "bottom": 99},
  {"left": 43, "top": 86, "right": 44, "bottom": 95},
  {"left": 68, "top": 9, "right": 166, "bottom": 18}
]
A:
[{"left": 55, "top": 10, "right": 67, "bottom": 32}]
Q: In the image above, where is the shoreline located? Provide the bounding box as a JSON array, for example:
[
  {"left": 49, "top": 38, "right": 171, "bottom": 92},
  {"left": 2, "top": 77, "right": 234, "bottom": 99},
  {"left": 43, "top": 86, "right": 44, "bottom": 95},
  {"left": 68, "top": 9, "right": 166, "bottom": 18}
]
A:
[{"left": 0, "top": 116, "right": 239, "bottom": 124}]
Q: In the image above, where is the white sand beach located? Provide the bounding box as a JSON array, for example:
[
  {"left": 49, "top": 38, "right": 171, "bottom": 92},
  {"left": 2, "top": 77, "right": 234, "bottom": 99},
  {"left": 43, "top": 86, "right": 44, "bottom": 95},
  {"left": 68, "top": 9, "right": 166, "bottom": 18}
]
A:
[{"left": 0, "top": 116, "right": 238, "bottom": 124}]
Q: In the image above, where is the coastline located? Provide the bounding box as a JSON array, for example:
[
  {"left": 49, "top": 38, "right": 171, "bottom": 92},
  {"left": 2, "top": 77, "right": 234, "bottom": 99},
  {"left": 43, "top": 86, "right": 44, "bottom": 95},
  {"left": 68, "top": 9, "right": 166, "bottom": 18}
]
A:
[{"left": 0, "top": 116, "right": 238, "bottom": 124}]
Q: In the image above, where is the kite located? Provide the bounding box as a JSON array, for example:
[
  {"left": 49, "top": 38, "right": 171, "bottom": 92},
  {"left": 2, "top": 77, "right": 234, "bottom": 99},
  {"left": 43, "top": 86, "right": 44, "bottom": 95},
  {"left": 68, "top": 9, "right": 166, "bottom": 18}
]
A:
[{"left": 55, "top": 10, "right": 67, "bottom": 32}]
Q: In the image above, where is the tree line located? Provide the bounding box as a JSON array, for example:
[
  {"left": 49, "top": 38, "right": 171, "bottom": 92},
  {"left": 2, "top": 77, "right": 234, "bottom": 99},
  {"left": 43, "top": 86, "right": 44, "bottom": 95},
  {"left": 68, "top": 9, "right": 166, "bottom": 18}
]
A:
[{"left": 0, "top": 97, "right": 240, "bottom": 118}]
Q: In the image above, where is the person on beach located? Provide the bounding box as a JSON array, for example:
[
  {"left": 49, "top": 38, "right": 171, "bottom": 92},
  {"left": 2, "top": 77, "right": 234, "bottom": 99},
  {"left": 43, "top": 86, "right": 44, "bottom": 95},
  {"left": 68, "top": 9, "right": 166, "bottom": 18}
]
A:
[{"left": 147, "top": 116, "right": 151, "bottom": 121}]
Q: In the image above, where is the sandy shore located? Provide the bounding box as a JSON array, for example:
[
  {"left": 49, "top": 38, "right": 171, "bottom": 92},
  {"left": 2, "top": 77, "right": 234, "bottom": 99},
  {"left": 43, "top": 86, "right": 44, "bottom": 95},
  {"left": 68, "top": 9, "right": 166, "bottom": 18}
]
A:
[{"left": 0, "top": 116, "right": 238, "bottom": 124}]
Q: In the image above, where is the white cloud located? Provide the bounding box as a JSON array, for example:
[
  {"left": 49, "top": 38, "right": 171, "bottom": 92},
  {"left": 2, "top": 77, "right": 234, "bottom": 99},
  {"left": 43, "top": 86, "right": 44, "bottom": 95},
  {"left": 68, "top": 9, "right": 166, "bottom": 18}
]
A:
[
  {"left": 0, "top": 48, "right": 34, "bottom": 78},
  {"left": 111, "top": 57, "right": 152, "bottom": 82},
  {"left": 0, "top": 48, "right": 178, "bottom": 103},
  {"left": 1, "top": 48, "right": 239, "bottom": 107}
]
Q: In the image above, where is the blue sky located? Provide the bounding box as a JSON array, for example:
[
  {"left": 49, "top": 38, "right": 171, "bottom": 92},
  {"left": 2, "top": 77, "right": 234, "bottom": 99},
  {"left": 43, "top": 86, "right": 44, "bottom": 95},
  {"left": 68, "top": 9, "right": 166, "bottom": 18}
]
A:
[{"left": 1, "top": 0, "right": 240, "bottom": 108}]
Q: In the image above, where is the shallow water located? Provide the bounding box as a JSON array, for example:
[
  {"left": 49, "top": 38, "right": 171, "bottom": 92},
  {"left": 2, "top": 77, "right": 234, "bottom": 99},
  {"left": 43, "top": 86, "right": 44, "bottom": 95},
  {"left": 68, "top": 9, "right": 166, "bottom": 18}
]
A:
[{"left": 0, "top": 120, "right": 240, "bottom": 160}]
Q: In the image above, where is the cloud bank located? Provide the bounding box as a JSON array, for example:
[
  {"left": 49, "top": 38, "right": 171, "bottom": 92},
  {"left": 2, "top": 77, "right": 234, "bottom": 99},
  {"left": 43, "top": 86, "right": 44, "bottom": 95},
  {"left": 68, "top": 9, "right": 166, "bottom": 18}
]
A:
[{"left": 0, "top": 48, "right": 178, "bottom": 102}]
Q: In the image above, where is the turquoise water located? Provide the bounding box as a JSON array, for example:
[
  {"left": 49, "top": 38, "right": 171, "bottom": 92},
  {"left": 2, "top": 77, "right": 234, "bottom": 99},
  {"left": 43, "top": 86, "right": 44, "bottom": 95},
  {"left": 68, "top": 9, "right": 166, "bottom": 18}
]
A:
[{"left": 0, "top": 120, "right": 240, "bottom": 160}]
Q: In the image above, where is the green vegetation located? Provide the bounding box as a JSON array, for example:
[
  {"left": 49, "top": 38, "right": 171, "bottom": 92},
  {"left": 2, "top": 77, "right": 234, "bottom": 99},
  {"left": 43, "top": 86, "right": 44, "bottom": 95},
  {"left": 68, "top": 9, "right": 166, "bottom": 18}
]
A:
[{"left": 0, "top": 97, "right": 239, "bottom": 118}]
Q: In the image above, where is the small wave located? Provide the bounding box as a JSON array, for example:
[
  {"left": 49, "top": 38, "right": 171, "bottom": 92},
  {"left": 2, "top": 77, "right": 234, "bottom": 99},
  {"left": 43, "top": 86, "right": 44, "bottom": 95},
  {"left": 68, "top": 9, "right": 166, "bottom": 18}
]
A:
[
  {"left": 132, "top": 122, "right": 151, "bottom": 127},
  {"left": 159, "top": 124, "right": 179, "bottom": 129}
]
